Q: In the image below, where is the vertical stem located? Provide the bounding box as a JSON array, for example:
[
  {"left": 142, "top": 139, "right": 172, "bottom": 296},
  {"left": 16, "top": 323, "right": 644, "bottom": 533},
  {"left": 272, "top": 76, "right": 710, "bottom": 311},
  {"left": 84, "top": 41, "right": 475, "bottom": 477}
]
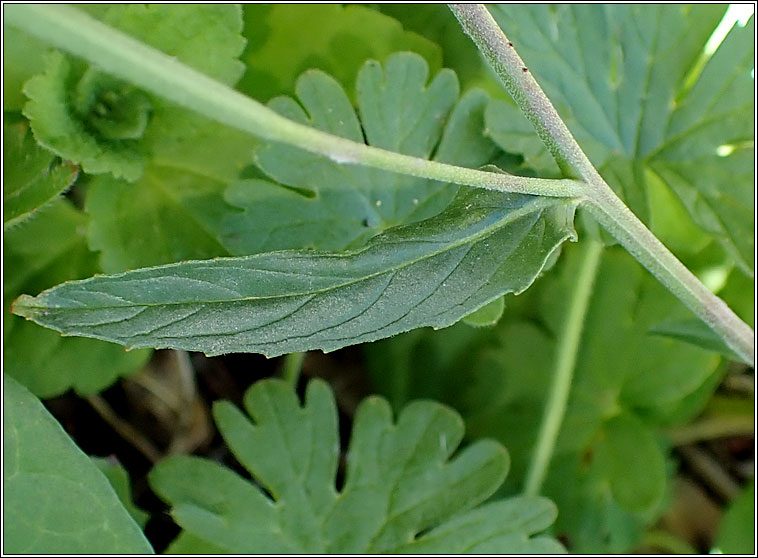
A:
[
  {"left": 448, "top": 3, "right": 595, "bottom": 177},
  {"left": 280, "top": 352, "right": 306, "bottom": 388},
  {"left": 450, "top": 3, "right": 754, "bottom": 366},
  {"left": 524, "top": 239, "right": 603, "bottom": 496}
]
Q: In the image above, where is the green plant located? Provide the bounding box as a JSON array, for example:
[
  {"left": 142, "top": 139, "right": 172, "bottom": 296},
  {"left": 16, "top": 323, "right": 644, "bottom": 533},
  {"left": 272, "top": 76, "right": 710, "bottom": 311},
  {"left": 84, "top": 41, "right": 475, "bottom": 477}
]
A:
[{"left": 3, "top": 4, "right": 754, "bottom": 554}]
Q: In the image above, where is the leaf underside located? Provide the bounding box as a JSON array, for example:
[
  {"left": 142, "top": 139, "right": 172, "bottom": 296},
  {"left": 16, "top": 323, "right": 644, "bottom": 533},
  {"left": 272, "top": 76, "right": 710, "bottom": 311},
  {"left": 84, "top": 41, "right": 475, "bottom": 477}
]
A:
[
  {"left": 13, "top": 189, "right": 577, "bottom": 357},
  {"left": 149, "top": 378, "right": 564, "bottom": 554}
]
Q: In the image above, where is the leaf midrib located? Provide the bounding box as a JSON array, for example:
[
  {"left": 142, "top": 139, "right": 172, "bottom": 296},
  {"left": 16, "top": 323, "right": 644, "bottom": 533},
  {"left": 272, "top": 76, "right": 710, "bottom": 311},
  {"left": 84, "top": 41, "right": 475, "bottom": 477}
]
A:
[{"left": 29, "top": 195, "right": 573, "bottom": 312}]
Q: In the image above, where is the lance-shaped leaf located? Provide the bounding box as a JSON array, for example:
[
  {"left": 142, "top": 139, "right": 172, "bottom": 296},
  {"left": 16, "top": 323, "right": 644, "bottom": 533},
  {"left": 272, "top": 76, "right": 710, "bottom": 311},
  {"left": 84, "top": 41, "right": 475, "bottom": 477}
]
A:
[
  {"left": 149, "top": 378, "right": 564, "bottom": 554},
  {"left": 12, "top": 188, "right": 577, "bottom": 357}
]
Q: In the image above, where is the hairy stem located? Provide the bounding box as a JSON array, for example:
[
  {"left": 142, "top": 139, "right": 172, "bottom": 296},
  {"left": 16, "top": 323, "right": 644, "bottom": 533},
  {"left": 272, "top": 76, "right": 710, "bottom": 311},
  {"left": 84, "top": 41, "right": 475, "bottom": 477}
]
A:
[
  {"left": 450, "top": 3, "right": 755, "bottom": 367},
  {"left": 524, "top": 239, "right": 603, "bottom": 496},
  {"left": 585, "top": 192, "right": 755, "bottom": 367},
  {"left": 4, "top": 3, "right": 583, "bottom": 200}
]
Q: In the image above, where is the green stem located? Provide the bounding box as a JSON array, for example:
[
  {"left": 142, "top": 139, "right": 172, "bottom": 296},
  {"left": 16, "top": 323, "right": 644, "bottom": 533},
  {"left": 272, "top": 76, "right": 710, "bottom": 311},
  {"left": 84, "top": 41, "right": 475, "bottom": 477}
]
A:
[
  {"left": 585, "top": 193, "right": 755, "bottom": 367},
  {"left": 280, "top": 352, "right": 306, "bottom": 388},
  {"left": 449, "top": 3, "right": 755, "bottom": 367},
  {"left": 4, "top": 4, "right": 583, "bottom": 200},
  {"left": 524, "top": 239, "right": 603, "bottom": 496}
]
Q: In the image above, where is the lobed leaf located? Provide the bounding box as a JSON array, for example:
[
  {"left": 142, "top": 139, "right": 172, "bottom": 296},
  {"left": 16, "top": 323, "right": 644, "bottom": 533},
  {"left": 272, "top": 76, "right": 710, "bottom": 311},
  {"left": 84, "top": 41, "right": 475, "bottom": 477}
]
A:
[
  {"left": 22, "top": 4, "right": 251, "bottom": 184},
  {"left": 13, "top": 188, "right": 577, "bottom": 357},
  {"left": 237, "top": 5, "right": 441, "bottom": 101},
  {"left": 486, "top": 6, "right": 754, "bottom": 272},
  {"left": 3, "top": 375, "right": 153, "bottom": 554},
  {"left": 149, "top": 378, "right": 563, "bottom": 553},
  {"left": 365, "top": 243, "right": 723, "bottom": 552},
  {"left": 375, "top": 4, "right": 509, "bottom": 97},
  {"left": 221, "top": 52, "right": 498, "bottom": 255}
]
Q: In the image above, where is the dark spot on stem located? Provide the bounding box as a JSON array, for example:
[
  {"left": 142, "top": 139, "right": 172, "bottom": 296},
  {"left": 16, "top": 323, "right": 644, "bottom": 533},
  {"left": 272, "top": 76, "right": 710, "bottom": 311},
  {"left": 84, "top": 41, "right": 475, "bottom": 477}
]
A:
[
  {"left": 507, "top": 42, "right": 513, "bottom": 47},
  {"left": 522, "top": 67, "right": 528, "bottom": 73}
]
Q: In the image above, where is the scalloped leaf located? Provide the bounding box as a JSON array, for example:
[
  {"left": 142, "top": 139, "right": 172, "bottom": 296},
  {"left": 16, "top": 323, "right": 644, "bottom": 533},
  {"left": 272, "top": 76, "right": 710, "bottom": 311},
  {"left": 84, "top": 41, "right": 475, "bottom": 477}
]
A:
[
  {"left": 221, "top": 52, "right": 498, "bottom": 255},
  {"left": 21, "top": 4, "right": 249, "bottom": 183},
  {"left": 149, "top": 378, "right": 563, "bottom": 554},
  {"left": 237, "top": 5, "right": 441, "bottom": 101},
  {"left": 365, "top": 243, "right": 723, "bottom": 552}
]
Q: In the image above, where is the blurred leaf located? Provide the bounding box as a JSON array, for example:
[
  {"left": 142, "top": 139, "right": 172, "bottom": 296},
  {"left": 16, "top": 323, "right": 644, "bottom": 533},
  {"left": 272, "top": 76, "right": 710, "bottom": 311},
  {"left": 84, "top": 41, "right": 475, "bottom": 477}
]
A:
[
  {"left": 150, "top": 379, "right": 563, "bottom": 553},
  {"left": 4, "top": 199, "right": 150, "bottom": 398},
  {"left": 716, "top": 265, "right": 755, "bottom": 329},
  {"left": 92, "top": 456, "right": 149, "bottom": 528},
  {"left": 373, "top": 4, "right": 507, "bottom": 97},
  {"left": 594, "top": 414, "right": 666, "bottom": 514},
  {"left": 649, "top": 319, "right": 742, "bottom": 362},
  {"left": 238, "top": 5, "right": 441, "bottom": 101},
  {"left": 714, "top": 480, "right": 755, "bottom": 554},
  {"left": 2, "top": 25, "right": 50, "bottom": 110},
  {"left": 463, "top": 296, "right": 505, "bottom": 328},
  {"left": 222, "top": 53, "right": 499, "bottom": 254},
  {"left": 486, "top": 6, "right": 754, "bottom": 271},
  {"left": 3, "top": 119, "right": 79, "bottom": 229},
  {"left": 3, "top": 375, "right": 153, "bottom": 554},
  {"left": 166, "top": 533, "right": 226, "bottom": 554}
]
